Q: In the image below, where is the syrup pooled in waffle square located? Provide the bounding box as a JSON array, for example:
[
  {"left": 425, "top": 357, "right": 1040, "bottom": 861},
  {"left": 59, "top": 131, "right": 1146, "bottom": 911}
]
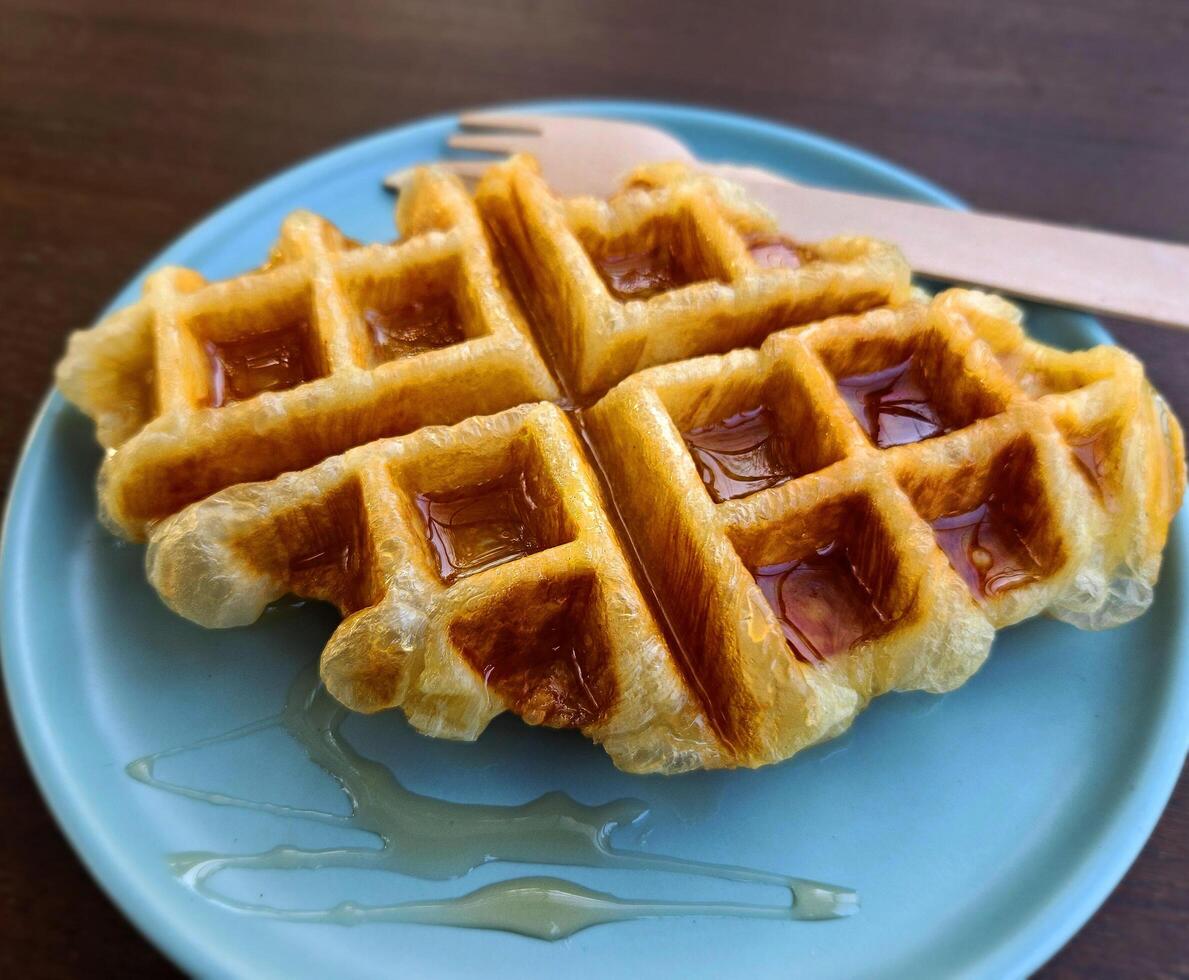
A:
[
  {"left": 55, "top": 168, "right": 559, "bottom": 539},
  {"left": 475, "top": 155, "right": 912, "bottom": 398},
  {"left": 147, "top": 402, "right": 726, "bottom": 774}
]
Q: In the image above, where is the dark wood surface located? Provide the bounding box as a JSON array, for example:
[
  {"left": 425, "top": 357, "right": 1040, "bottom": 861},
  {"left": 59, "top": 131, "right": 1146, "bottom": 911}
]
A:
[{"left": 2, "top": 0, "right": 1186, "bottom": 975}]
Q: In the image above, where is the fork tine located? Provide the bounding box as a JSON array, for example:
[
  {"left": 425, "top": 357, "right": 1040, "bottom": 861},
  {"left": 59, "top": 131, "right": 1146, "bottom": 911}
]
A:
[
  {"left": 447, "top": 133, "right": 538, "bottom": 155},
  {"left": 383, "top": 159, "right": 495, "bottom": 193},
  {"left": 457, "top": 111, "right": 546, "bottom": 132}
]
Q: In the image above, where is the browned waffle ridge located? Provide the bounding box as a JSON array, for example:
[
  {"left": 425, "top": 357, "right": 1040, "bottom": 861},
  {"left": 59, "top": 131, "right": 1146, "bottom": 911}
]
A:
[{"left": 147, "top": 401, "right": 726, "bottom": 773}]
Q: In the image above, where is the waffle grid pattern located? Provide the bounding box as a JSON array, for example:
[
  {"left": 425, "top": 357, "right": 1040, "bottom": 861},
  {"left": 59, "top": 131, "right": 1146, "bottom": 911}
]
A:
[
  {"left": 57, "top": 170, "right": 559, "bottom": 537},
  {"left": 476, "top": 157, "right": 911, "bottom": 397},
  {"left": 585, "top": 292, "right": 1162, "bottom": 762},
  {"left": 584, "top": 294, "right": 1089, "bottom": 761},
  {"left": 146, "top": 288, "right": 1183, "bottom": 772}
]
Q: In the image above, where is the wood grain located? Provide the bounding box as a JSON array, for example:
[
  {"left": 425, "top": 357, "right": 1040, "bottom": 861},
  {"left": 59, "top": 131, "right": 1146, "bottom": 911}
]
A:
[{"left": 0, "top": 0, "right": 1185, "bottom": 975}]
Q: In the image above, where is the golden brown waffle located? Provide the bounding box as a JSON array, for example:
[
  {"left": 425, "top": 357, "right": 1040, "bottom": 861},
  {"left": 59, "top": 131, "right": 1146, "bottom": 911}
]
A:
[
  {"left": 145, "top": 285, "right": 1183, "bottom": 772},
  {"left": 55, "top": 169, "right": 560, "bottom": 540},
  {"left": 57, "top": 155, "right": 1183, "bottom": 772},
  {"left": 475, "top": 156, "right": 911, "bottom": 397}
]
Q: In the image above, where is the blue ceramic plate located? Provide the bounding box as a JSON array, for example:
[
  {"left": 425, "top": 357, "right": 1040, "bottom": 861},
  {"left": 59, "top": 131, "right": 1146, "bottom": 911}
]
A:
[{"left": 3, "top": 101, "right": 1187, "bottom": 979}]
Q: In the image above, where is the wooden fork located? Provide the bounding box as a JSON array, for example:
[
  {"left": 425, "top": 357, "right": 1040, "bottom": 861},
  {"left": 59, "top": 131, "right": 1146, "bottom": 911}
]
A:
[{"left": 385, "top": 111, "right": 1189, "bottom": 330}]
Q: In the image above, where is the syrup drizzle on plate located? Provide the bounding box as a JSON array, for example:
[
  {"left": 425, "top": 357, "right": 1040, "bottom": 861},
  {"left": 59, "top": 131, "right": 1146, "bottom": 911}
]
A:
[{"left": 128, "top": 662, "right": 856, "bottom": 940}]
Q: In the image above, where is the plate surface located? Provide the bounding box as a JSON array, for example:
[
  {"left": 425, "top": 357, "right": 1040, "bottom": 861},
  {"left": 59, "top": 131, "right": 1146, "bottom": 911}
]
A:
[{"left": 3, "top": 100, "right": 1187, "bottom": 980}]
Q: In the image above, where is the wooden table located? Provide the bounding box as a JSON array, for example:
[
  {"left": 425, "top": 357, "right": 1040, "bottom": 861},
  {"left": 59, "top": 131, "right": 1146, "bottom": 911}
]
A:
[{"left": 2, "top": 0, "right": 1185, "bottom": 975}]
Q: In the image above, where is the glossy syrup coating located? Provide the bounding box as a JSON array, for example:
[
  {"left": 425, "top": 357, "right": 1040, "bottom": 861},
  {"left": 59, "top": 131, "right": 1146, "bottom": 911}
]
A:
[
  {"left": 751, "top": 541, "right": 890, "bottom": 664},
  {"left": 56, "top": 156, "right": 909, "bottom": 540},
  {"left": 592, "top": 242, "right": 700, "bottom": 301},
  {"left": 204, "top": 321, "right": 323, "bottom": 406},
  {"left": 835, "top": 356, "right": 950, "bottom": 448},
  {"left": 416, "top": 476, "right": 545, "bottom": 584},
  {"left": 364, "top": 296, "right": 467, "bottom": 365},
  {"left": 582, "top": 292, "right": 1183, "bottom": 763},
  {"left": 929, "top": 497, "right": 1043, "bottom": 599},
  {"left": 147, "top": 403, "right": 726, "bottom": 773}
]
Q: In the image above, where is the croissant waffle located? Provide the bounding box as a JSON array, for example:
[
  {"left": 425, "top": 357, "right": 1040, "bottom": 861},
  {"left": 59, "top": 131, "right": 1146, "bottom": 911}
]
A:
[
  {"left": 144, "top": 279, "right": 1182, "bottom": 772},
  {"left": 55, "top": 168, "right": 560, "bottom": 539},
  {"left": 56, "top": 154, "right": 1183, "bottom": 772},
  {"left": 59, "top": 156, "right": 912, "bottom": 544},
  {"left": 941, "top": 289, "right": 1185, "bottom": 625}
]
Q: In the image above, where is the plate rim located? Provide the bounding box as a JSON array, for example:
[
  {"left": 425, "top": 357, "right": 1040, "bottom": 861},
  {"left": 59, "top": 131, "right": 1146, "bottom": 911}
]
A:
[{"left": 2, "top": 98, "right": 1185, "bottom": 980}]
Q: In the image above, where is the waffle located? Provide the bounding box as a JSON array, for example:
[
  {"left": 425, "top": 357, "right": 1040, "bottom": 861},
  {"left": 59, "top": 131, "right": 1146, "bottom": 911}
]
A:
[
  {"left": 145, "top": 282, "right": 1183, "bottom": 772},
  {"left": 475, "top": 156, "right": 911, "bottom": 397},
  {"left": 55, "top": 169, "right": 560, "bottom": 540},
  {"left": 58, "top": 155, "right": 1182, "bottom": 772}
]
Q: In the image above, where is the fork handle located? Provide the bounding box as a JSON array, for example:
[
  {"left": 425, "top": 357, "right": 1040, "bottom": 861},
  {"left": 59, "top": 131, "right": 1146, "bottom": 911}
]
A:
[{"left": 723, "top": 172, "right": 1189, "bottom": 330}]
